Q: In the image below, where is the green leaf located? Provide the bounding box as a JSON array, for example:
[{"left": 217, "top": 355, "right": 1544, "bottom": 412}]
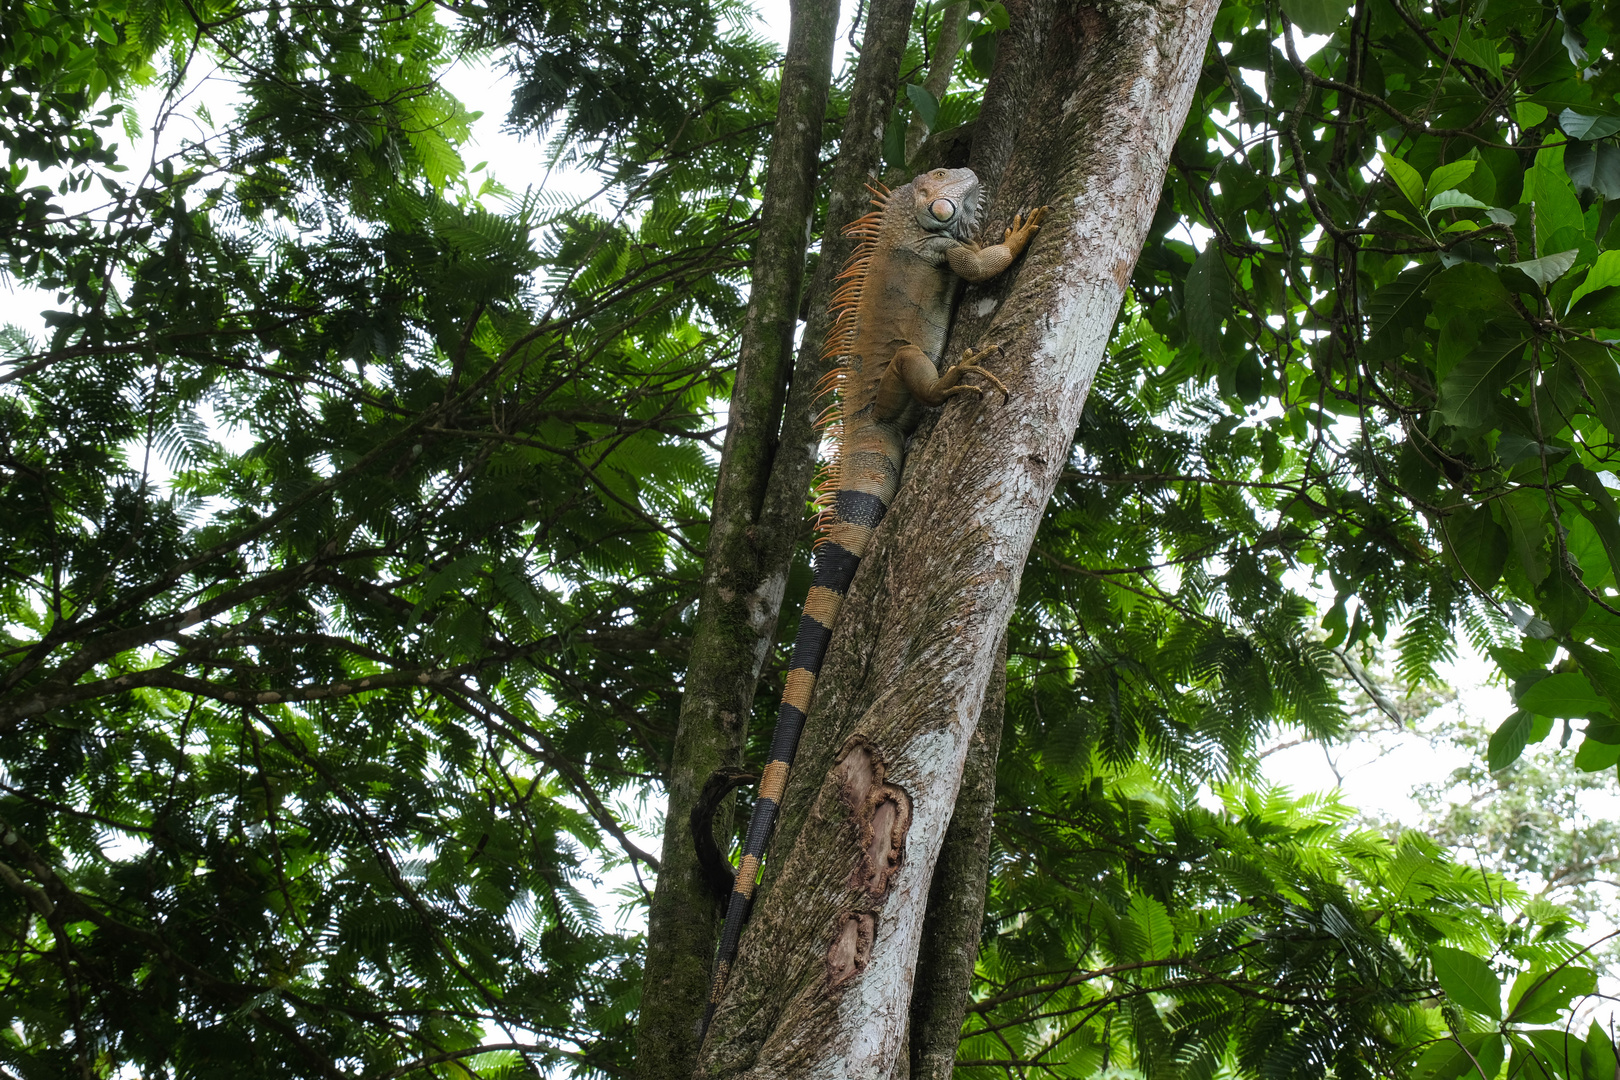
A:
[
  {"left": 1281, "top": 0, "right": 1345, "bottom": 34},
  {"left": 1427, "top": 261, "right": 1514, "bottom": 317},
  {"left": 1516, "top": 672, "right": 1608, "bottom": 717},
  {"left": 1500, "top": 489, "right": 1553, "bottom": 590},
  {"left": 1128, "top": 894, "right": 1175, "bottom": 961},
  {"left": 1562, "top": 341, "right": 1620, "bottom": 436},
  {"left": 1559, "top": 109, "right": 1620, "bottom": 140},
  {"left": 1364, "top": 263, "right": 1438, "bottom": 364},
  {"left": 1539, "top": 561, "right": 1589, "bottom": 635},
  {"left": 1185, "top": 244, "right": 1231, "bottom": 363},
  {"left": 1573, "top": 732, "right": 1620, "bottom": 770},
  {"left": 1487, "top": 710, "right": 1537, "bottom": 770},
  {"left": 1414, "top": 1033, "right": 1505, "bottom": 1080},
  {"left": 967, "top": 30, "right": 998, "bottom": 77},
  {"left": 1564, "top": 141, "right": 1620, "bottom": 199},
  {"left": 1566, "top": 639, "right": 1620, "bottom": 713},
  {"left": 904, "top": 83, "right": 938, "bottom": 130},
  {"left": 1503, "top": 249, "right": 1579, "bottom": 290},
  {"left": 1432, "top": 945, "right": 1502, "bottom": 1018},
  {"left": 1380, "top": 151, "right": 1426, "bottom": 210},
  {"left": 1427, "top": 159, "right": 1478, "bottom": 202},
  {"left": 1444, "top": 504, "right": 1509, "bottom": 590},
  {"left": 1429, "top": 189, "right": 1490, "bottom": 215},
  {"left": 1530, "top": 143, "right": 1586, "bottom": 257},
  {"left": 882, "top": 106, "right": 907, "bottom": 170},
  {"left": 1567, "top": 250, "right": 1620, "bottom": 311},
  {"left": 1581, "top": 1022, "right": 1620, "bottom": 1080},
  {"left": 1506, "top": 966, "right": 1597, "bottom": 1023},
  {"left": 1436, "top": 332, "right": 1528, "bottom": 428}
]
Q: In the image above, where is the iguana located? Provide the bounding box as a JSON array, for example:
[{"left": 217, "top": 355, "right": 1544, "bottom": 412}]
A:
[{"left": 701, "top": 167, "right": 1044, "bottom": 1036}]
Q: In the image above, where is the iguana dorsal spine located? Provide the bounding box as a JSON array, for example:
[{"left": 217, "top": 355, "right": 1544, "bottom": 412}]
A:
[{"left": 701, "top": 167, "right": 1043, "bottom": 1039}]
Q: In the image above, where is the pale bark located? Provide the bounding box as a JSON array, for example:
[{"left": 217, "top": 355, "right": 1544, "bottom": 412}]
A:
[
  {"left": 695, "top": 0, "right": 1221, "bottom": 1075},
  {"left": 906, "top": 632, "right": 1006, "bottom": 1080}
]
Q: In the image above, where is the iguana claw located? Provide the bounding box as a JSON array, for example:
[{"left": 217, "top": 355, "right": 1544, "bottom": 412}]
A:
[{"left": 941, "top": 344, "right": 1010, "bottom": 403}]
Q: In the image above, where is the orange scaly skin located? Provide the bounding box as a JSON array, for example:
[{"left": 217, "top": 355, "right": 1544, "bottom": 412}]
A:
[{"left": 701, "top": 168, "right": 1044, "bottom": 1039}]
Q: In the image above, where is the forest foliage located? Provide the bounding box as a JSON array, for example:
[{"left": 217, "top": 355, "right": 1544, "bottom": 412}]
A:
[{"left": 1, "top": 0, "right": 1618, "bottom": 1077}]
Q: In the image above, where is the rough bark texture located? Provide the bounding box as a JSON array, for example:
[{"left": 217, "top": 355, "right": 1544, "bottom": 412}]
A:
[
  {"left": 635, "top": 0, "right": 839, "bottom": 1073},
  {"left": 638, "top": 0, "right": 922, "bottom": 1072},
  {"left": 695, "top": 0, "right": 1220, "bottom": 1075},
  {"left": 906, "top": 632, "right": 1006, "bottom": 1080}
]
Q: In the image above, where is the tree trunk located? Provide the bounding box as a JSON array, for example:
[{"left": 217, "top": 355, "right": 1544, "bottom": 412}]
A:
[
  {"left": 635, "top": 0, "right": 839, "bottom": 1072},
  {"left": 694, "top": 0, "right": 1220, "bottom": 1074},
  {"left": 907, "top": 632, "right": 1005, "bottom": 1080},
  {"left": 636, "top": 0, "right": 918, "bottom": 1073}
]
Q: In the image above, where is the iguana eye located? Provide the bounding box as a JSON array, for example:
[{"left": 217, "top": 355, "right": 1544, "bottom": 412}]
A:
[{"left": 929, "top": 198, "right": 956, "bottom": 221}]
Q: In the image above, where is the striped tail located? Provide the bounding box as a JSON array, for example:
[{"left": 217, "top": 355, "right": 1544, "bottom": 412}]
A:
[{"left": 699, "top": 477, "right": 894, "bottom": 1038}]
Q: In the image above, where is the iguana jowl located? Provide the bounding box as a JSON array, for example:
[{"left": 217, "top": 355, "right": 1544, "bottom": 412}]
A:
[{"left": 702, "top": 167, "right": 1044, "bottom": 1035}]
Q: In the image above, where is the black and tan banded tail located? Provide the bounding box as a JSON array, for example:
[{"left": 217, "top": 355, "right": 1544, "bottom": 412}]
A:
[
  {"left": 699, "top": 184, "right": 900, "bottom": 1040},
  {"left": 699, "top": 483, "right": 893, "bottom": 1036}
]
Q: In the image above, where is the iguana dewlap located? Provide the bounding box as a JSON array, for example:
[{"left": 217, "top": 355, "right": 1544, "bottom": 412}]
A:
[{"left": 702, "top": 168, "right": 1043, "bottom": 1035}]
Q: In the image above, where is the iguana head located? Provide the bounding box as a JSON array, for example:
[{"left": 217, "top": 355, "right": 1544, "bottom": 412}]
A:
[{"left": 912, "top": 168, "right": 981, "bottom": 242}]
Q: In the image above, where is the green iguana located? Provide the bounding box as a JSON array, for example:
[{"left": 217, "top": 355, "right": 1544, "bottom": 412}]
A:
[{"left": 701, "top": 167, "right": 1044, "bottom": 1037}]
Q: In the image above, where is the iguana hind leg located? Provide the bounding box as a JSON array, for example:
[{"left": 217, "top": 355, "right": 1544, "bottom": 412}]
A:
[{"left": 879, "top": 343, "right": 1007, "bottom": 412}]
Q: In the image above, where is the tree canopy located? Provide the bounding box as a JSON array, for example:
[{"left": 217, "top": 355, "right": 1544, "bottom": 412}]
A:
[{"left": 1, "top": 0, "right": 1618, "bottom": 1077}]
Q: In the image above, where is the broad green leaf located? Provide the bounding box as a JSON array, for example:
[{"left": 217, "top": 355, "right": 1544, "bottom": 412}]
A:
[
  {"left": 1581, "top": 1022, "right": 1620, "bottom": 1080},
  {"left": 1427, "top": 261, "right": 1514, "bottom": 317},
  {"left": 1516, "top": 672, "right": 1607, "bottom": 718},
  {"left": 1562, "top": 341, "right": 1620, "bottom": 436},
  {"left": 1444, "top": 504, "right": 1509, "bottom": 590},
  {"left": 1507, "top": 966, "right": 1597, "bottom": 1023},
  {"left": 1380, "top": 151, "right": 1427, "bottom": 210},
  {"left": 1573, "top": 732, "right": 1620, "bottom": 770},
  {"left": 1364, "top": 264, "right": 1438, "bottom": 363},
  {"left": 1487, "top": 710, "right": 1537, "bottom": 770},
  {"left": 1530, "top": 144, "right": 1586, "bottom": 257},
  {"left": 1559, "top": 109, "right": 1620, "bottom": 140},
  {"left": 1521, "top": 1028, "right": 1585, "bottom": 1080},
  {"left": 1500, "top": 489, "right": 1553, "bottom": 590},
  {"left": 1429, "top": 189, "right": 1490, "bottom": 215},
  {"left": 1185, "top": 244, "right": 1231, "bottom": 363},
  {"left": 1568, "top": 250, "right": 1620, "bottom": 310},
  {"left": 1564, "top": 141, "right": 1620, "bottom": 199},
  {"left": 1432, "top": 945, "right": 1502, "bottom": 1018},
  {"left": 1538, "top": 562, "right": 1589, "bottom": 636},
  {"left": 1427, "top": 159, "right": 1478, "bottom": 201},
  {"left": 1281, "top": 0, "right": 1344, "bottom": 34},
  {"left": 904, "top": 83, "right": 938, "bottom": 130},
  {"left": 1436, "top": 332, "right": 1527, "bottom": 428},
  {"left": 1572, "top": 475, "right": 1620, "bottom": 587},
  {"left": 1566, "top": 640, "right": 1620, "bottom": 713},
  {"left": 1503, "top": 249, "right": 1579, "bottom": 290},
  {"left": 1414, "top": 1033, "right": 1505, "bottom": 1080}
]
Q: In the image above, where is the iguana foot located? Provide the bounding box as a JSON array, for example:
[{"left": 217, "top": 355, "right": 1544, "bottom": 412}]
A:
[
  {"left": 940, "top": 345, "right": 1010, "bottom": 402},
  {"left": 1001, "top": 207, "right": 1048, "bottom": 256}
]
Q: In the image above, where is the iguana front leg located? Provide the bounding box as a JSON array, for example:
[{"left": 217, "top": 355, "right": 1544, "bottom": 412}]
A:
[{"left": 946, "top": 207, "right": 1048, "bottom": 282}]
